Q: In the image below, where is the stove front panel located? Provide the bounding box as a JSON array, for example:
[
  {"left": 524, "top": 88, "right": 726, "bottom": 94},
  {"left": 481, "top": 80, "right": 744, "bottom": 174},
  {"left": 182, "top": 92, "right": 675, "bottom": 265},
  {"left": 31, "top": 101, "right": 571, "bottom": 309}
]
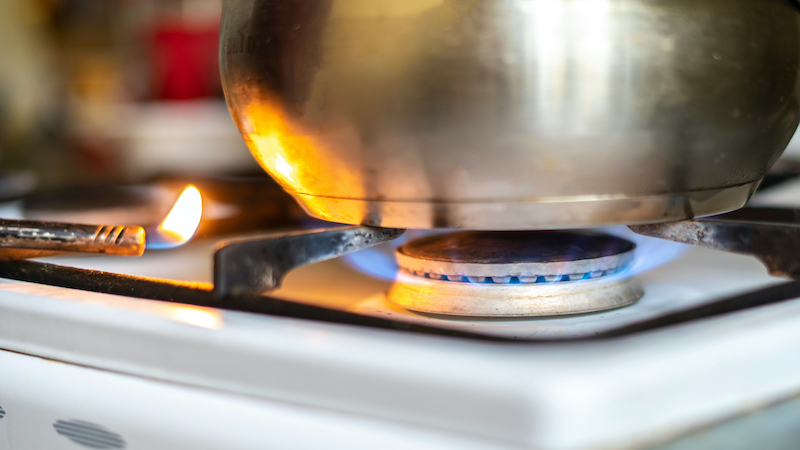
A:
[{"left": 0, "top": 349, "right": 510, "bottom": 450}]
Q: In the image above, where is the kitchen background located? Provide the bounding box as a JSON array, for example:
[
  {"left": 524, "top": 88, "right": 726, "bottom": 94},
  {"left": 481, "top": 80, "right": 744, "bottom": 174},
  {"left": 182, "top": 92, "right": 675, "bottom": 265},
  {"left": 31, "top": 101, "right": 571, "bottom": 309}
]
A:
[{"left": 0, "top": 0, "right": 260, "bottom": 200}]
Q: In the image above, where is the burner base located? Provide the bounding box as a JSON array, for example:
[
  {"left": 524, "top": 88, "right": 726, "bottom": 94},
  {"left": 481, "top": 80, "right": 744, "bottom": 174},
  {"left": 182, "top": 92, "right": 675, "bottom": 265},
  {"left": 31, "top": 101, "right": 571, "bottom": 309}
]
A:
[{"left": 388, "top": 271, "right": 643, "bottom": 317}]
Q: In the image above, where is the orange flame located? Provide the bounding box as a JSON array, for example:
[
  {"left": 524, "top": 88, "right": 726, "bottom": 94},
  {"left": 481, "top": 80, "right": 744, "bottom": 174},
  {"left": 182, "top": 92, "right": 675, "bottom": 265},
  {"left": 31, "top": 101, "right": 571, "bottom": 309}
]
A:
[{"left": 157, "top": 186, "right": 203, "bottom": 245}]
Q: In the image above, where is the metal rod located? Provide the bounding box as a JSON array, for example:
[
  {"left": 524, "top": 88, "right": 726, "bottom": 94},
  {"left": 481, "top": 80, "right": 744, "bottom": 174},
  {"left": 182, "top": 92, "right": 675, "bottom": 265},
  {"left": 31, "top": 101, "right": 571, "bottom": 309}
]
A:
[{"left": 0, "top": 219, "right": 145, "bottom": 258}]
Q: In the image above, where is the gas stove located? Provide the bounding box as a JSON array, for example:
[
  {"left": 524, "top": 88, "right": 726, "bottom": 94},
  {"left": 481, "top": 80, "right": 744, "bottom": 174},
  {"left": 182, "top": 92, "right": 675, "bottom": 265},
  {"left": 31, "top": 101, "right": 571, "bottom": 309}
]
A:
[{"left": 2, "top": 179, "right": 800, "bottom": 450}]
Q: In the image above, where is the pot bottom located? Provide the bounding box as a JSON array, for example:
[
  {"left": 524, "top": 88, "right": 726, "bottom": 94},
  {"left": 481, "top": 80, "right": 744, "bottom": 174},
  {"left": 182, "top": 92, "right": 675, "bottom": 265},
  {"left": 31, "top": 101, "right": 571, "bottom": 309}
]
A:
[{"left": 291, "top": 181, "right": 760, "bottom": 230}]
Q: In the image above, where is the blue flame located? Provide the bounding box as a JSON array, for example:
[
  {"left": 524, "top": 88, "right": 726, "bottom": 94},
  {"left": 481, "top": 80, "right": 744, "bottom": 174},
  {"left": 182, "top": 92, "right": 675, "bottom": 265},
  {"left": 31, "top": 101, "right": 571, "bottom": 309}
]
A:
[
  {"left": 341, "top": 240, "right": 401, "bottom": 280},
  {"left": 143, "top": 227, "right": 190, "bottom": 250},
  {"left": 341, "top": 230, "right": 448, "bottom": 280},
  {"left": 342, "top": 227, "right": 690, "bottom": 282},
  {"left": 599, "top": 226, "right": 690, "bottom": 277}
]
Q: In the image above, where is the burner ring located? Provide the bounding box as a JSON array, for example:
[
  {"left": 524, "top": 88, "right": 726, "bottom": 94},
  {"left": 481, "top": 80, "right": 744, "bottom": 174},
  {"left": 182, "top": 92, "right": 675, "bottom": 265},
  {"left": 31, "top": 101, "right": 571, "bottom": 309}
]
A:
[
  {"left": 396, "top": 231, "right": 635, "bottom": 283},
  {"left": 388, "top": 271, "right": 643, "bottom": 317},
  {"left": 390, "top": 230, "right": 642, "bottom": 317}
]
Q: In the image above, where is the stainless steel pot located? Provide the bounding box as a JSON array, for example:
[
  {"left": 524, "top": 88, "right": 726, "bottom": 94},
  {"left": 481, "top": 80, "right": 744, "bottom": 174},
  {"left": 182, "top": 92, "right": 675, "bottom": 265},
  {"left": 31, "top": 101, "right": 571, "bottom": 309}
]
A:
[{"left": 220, "top": 0, "right": 800, "bottom": 229}]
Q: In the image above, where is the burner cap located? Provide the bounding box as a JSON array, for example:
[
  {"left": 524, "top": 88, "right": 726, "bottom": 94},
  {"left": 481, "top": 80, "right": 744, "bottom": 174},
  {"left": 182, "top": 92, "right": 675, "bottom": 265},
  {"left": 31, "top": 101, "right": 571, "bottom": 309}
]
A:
[
  {"left": 396, "top": 230, "right": 635, "bottom": 283},
  {"left": 389, "top": 230, "right": 641, "bottom": 317}
]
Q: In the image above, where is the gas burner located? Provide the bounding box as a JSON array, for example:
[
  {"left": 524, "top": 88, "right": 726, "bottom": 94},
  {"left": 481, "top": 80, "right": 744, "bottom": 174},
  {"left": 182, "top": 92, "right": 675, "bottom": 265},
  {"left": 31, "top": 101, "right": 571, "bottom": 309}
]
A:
[
  {"left": 395, "top": 231, "right": 635, "bottom": 283},
  {"left": 388, "top": 231, "right": 643, "bottom": 317}
]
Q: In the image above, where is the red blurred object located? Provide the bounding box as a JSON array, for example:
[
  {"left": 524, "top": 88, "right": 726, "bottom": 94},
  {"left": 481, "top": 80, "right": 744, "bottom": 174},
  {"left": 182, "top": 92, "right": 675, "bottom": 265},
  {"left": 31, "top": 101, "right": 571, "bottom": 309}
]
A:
[{"left": 152, "top": 22, "right": 221, "bottom": 100}]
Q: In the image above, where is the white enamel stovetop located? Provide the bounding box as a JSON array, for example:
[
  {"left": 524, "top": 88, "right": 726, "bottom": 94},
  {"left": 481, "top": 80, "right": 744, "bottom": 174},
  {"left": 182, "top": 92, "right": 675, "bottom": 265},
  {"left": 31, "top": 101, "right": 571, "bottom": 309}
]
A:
[{"left": 2, "top": 180, "right": 800, "bottom": 450}]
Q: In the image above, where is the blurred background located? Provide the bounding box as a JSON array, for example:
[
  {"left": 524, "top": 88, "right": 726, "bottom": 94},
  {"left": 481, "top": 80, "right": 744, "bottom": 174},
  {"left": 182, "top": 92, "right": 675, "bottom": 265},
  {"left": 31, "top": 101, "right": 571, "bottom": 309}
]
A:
[{"left": 0, "top": 0, "right": 260, "bottom": 200}]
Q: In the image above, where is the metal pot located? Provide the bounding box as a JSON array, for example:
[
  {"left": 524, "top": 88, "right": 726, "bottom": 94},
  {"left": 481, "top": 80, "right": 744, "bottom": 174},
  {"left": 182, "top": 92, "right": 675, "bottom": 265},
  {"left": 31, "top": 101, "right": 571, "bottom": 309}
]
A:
[{"left": 220, "top": 0, "right": 800, "bottom": 229}]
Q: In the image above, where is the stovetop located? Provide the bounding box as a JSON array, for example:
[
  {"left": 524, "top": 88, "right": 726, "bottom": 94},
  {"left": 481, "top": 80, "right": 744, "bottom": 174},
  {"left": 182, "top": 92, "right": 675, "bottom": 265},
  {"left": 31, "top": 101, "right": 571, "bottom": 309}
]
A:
[{"left": 2, "top": 181, "right": 800, "bottom": 449}]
